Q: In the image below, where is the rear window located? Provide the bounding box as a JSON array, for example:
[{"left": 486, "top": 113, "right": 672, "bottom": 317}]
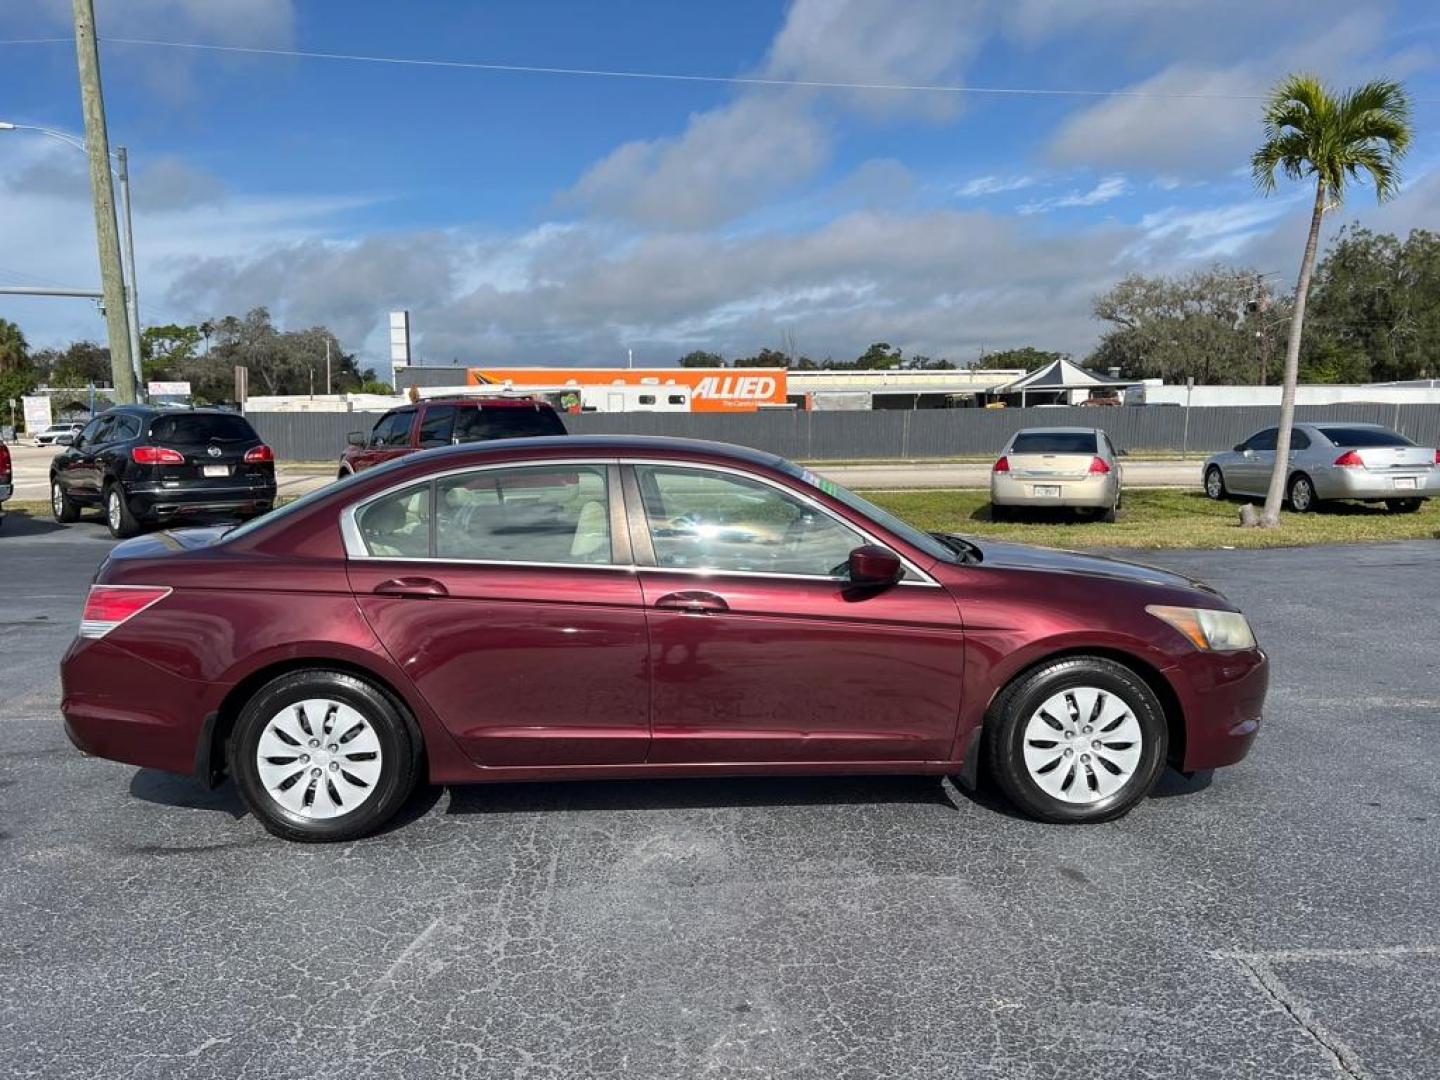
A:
[
  {"left": 1317, "top": 427, "right": 1413, "bottom": 448},
  {"left": 1010, "top": 431, "right": 1098, "bottom": 455},
  {"left": 150, "top": 413, "right": 258, "bottom": 444},
  {"left": 454, "top": 406, "right": 566, "bottom": 442}
]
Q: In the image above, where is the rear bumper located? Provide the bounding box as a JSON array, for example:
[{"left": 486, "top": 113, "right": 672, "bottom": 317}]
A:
[
  {"left": 1165, "top": 646, "right": 1269, "bottom": 771},
  {"left": 1313, "top": 467, "right": 1433, "bottom": 500},
  {"left": 0, "top": 481, "right": 11, "bottom": 502},
  {"left": 125, "top": 481, "right": 276, "bottom": 519},
  {"left": 61, "top": 636, "right": 218, "bottom": 777},
  {"left": 991, "top": 473, "right": 1114, "bottom": 508}
]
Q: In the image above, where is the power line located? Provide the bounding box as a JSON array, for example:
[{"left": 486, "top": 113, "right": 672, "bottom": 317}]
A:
[{"left": 98, "top": 36, "right": 1276, "bottom": 101}]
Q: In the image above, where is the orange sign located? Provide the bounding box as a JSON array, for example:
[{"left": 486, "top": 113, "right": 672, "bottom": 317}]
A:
[{"left": 468, "top": 367, "right": 788, "bottom": 412}]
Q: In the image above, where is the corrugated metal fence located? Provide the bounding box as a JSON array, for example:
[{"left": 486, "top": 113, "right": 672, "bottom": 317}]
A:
[{"left": 248, "top": 403, "right": 1440, "bottom": 463}]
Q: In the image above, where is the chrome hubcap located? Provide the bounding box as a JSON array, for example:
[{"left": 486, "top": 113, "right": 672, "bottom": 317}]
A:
[
  {"left": 1207, "top": 472, "right": 1221, "bottom": 497},
  {"left": 255, "top": 699, "right": 383, "bottom": 819},
  {"left": 1293, "top": 482, "right": 1311, "bottom": 509},
  {"left": 52, "top": 484, "right": 64, "bottom": 515},
  {"left": 1022, "top": 686, "right": 1143, "bottom": 804},
  {"left": 107, "top": 492, "right": 121, "bottom": 529}
]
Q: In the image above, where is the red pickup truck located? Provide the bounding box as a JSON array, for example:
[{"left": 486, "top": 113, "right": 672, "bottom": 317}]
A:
[{"left": 337, "top": 396, "right": 567, "bottom": 477}]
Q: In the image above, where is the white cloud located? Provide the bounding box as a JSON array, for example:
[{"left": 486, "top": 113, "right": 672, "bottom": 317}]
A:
[
  {"left": 1019, "top": 175, "right": 1130, "bottom": 214},
  {"left": 25, "top": 0, "right": 295, "bottom": 45},
  {"left": 956, "top": 175, "right": 1038, "bottom": 198}
]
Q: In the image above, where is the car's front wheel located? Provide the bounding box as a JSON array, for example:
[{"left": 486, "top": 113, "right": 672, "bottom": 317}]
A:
[
  {"left": 984, "top": 656, "right": 1168, "bottom": 823},
  {"left": 51, "top": 479, "right": 80, "bottom": 523},
  {"left": 1204, "top": 466, "right": 1227, "bottom": 501},
  {"left": 231, "top": 670, "right": 421, "bottom": 843}
]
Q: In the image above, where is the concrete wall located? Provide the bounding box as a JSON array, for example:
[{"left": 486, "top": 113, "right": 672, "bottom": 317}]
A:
[{"left": 247, "top": 402, "right": 1440, "bottom": 463}]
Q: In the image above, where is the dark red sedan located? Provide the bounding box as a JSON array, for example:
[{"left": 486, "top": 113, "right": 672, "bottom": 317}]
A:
[{"left": 61, "top": 436, "right": 1267, "bottom": 842}]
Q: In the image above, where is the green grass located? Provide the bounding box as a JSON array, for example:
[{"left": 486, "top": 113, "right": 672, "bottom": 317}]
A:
[{"left": 857, "top": 488, "right": 1440, "bottom": 549}]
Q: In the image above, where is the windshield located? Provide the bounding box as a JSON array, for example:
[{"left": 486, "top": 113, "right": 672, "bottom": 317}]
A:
[{"left": 782, "top": 462, "right": 955, "bottom": 564}]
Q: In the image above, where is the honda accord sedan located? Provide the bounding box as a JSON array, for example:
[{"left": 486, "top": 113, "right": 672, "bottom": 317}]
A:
[{"left": 62, "top": 436, "right": 1267, "bottom": 842}]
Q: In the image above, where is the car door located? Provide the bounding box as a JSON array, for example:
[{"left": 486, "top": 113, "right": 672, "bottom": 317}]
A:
[
  {"left": 345, "top": 460, "right": 651, "bottom": 768},
  {"left": 1231, "top": 428, "right": 1276, "bottom": 495},
  {"left": 624, "top": 462, "right": 965, "bottom": 765},
  {"left": 355, "top": 410, "right": 416, "bottom": 472},
  {"left": 69, "top": 415, "right": 117, "bottom": 498}
]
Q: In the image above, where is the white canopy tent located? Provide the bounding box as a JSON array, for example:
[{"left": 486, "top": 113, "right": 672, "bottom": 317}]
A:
[{"left": 990, "top": 357, "right": 1135, "bottom": 407}]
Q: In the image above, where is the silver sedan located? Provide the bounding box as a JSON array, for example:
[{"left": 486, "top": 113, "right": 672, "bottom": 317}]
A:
[
  {"left": 990, "top": 427, "right": 1124, "bottom": 522},
  {"left": 1204, "top": 422, "right": 1437, "bottom": 513}
]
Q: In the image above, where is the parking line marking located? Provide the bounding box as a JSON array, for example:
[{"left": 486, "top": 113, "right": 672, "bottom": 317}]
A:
[{"left": 1213, "top": 946, "right": 1440, "bottom": 1080}]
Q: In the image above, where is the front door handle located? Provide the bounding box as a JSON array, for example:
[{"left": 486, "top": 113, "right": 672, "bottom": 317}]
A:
[
  {"left": 654, "top": 590, "right": 728, "bottom": 614},
  {"left": 373, "top": 577, "right": 449, "bottom": 599}
]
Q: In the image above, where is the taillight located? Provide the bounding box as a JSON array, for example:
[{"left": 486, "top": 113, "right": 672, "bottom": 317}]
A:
[
  {"left": 1333, "top": 450, "right": 1365, "bottom": 468},
  {"left": 132, "top": 445, "right": 185, "bottom": 465},
  {"left": 244, "top": 444, "right": 274, "bottom": 464},
  {"left": 993, "top": 456, "right": 1010, "bottom": 473},
  {"left": 1089, "top": 455, "right": 1111, "bottom": 474},
  {"left": 1434, "top": 449, "right": 1439, "bottom": 465},
  {"left": 79, "top": 585, "right": 172, "bottom": 639},
  {"left": 0, "top": 442, "right": 10, "bottom": 479}
]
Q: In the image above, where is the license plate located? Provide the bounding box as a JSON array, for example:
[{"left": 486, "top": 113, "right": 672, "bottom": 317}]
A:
[
  {"left": 202, "top": 465, "right": 229, "bottom": 478},
  {"left": 1033, "top": 485, "right": 1061, "bottom": 498},
  {"left": 1393, "top": 476, "right": 1416, "bottom": 490}
]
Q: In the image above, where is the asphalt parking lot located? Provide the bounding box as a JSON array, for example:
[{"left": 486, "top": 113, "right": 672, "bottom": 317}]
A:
[{"left": 1, "top": 510, "right": 1436, "bottom": 1080}]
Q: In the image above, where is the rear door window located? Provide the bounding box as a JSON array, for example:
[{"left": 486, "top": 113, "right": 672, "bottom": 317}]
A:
[
  {"left": 1290, "top": 430, "right": 1311, "bottom": 450},
  {"left": 454, "top": 406, "right": 566, "bottom": 442},
  {"left": 150, "top": 414, "right": 258, "bottom": 444},
  {"left": 435, "top": 465, "right": 611, "bottom": 565},
  {"left": 1010, "top": 432, "right": 1098, "bottom": 454},
  {"left": 417, "top": 405, "right": 458, "bottom": 449},
  {"left": 110, "top": 415, "right": 141, "bottom": 441},
  {"left": 1316, "top": 427, "right": 1413, "bottom": 448}
]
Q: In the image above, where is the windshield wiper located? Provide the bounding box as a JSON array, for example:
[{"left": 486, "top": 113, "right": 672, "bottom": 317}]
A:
[{"left": 931, "top": 532, "right": 982, "bottom": 564}]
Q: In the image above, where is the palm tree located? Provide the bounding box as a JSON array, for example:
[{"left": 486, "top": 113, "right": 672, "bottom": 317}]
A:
[
  {"left": 0, "top": 318, "right": 27, "bottom": 373},
  {"left": 1250, "top": 74, "right": 1411, "bottom": 526}
]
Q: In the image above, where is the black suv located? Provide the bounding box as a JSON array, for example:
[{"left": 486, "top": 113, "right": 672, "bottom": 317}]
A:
[{"left": 50, "top": 406, "right": 277, "bottom": 538}]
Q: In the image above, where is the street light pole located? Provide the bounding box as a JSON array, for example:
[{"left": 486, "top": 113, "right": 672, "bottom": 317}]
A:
[
  {"left": 116, "top": 147, "right": 144, "bottom": 396},
  {"left": 71, "top": 0, "right": 137, "bottom": 403}
]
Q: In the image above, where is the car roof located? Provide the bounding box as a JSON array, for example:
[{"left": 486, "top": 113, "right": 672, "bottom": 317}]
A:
[
  {"left": 1009, "top": 426, "right": 1102, "bottom": 435},
  {"left": 384, "top": 434, "right": 793, "bottom": 472},
  {"left": 417, "top": 396, "right": 556, "bottom": 409}
]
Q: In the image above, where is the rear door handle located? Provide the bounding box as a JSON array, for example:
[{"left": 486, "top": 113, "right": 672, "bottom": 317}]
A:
[
  {"left": 653, "top": 590, "right": 729, "bottom": 614},
  {"left": 373, "top": 577, "right": 449, "bottom": 599}
]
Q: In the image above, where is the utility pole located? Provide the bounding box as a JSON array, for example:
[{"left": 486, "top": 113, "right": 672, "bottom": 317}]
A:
[
  {"left": 72, "top": 0, "right": 135, "bottom": 403},
  {"left": 116, "top": 147, "right": 144, "bottom": 397},
  {"left": 325, "top": 338, "right": 332, "bottom": 395}
]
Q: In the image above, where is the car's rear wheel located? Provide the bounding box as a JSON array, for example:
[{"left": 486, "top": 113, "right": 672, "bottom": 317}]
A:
[
  {"left": 231, "top": 670, "right": 420, "bottom": 843},
  {"left": 1204, "top": 466, "right": 1227, "bottom": 501},
  {"left": 51, "top": 479, "right": 80, "bottom": 523},
  {"left": 1385, "top": 498, "right": 1423, "bottom": 514},
  {"left": 103, "top": 484, "right": 141, "bottom": 539},
  {"left": 1287, "top": 473, "right": 1317, "bottom": 513},
  {"left": 984, "top": 656, "right": 1168, "bottom": 823}
]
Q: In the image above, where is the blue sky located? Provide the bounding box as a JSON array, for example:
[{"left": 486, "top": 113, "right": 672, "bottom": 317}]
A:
[{"left": 1, "top": 0, "right": 1437, "bottom": 376}]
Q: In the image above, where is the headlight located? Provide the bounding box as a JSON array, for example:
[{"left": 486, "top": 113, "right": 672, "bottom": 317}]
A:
[{"left": 1146, "top": 605, "right": 1256, "bottom": 651}]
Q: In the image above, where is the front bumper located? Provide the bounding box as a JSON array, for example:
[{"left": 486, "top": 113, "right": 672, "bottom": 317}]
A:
[
  {"left": 991, "top": 472, "right": 1114, "bottom": 508},
  {"left": 1165, "top": 646, "right": 1269, "bottom": 771},
  {"left": 125, "top": 481, "right": 277, "bottom": 520},
  {"left": 1313, "top": 467, "right": 1434, "bottom": 501}
]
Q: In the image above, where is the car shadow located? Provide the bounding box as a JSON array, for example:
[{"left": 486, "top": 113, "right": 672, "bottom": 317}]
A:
[
  {"left": 0, "top": 509, "right": 71, "bottom": 536},
  {"left": 444, "top": 773, "right": 958, "bottom": 817},
  {"left": 128, "top": 768, "right": 248, "bottom": 820},
  {"left": 969, "top": 504, "right": 1101, "bottom": 525}
]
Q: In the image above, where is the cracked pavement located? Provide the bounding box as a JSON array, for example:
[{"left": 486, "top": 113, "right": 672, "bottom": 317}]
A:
[{"left": 1, "top": 509, "right": 1436, "bottom": 1079}]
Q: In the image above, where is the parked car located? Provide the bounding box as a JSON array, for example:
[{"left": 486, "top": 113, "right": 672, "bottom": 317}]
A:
[
  {"left": 61, "top": 435, "right": 1267, "bottom": 842},
  {"left": 50, "top": 406, "right": 277, "bottom": 539},
  {"left": 0, "top": 440, "right": 10, "bottom": 529},
  {"left": 990, "top": 427, "right": 1124, "bottom": 522},
  {"left": 337, "top": 396, "right": 566, "bottom": 477},
  {"left": 1204, "top": 423, "right": 1437, "bottom": 513},
  {"left": 34, "top": 422, "right": 85, "bottom": 447}
]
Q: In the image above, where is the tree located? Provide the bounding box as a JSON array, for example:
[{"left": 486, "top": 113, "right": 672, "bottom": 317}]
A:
[
  {"left": 678, "top": 350, "right": 726, "bottom": 368},
  {"left": 0, "top": 319, "right": 38, "bottom": 427},
  {"left": 1088, "top": 268, "right": 1281, "bottom": 384},
  {"left": 854, "top": 342, "right": 902, "bottom": 369},
  {"left": 141, "top": 324, "right": 204, "bottom": 382},
  {"left": 734, "top": 348, "right": 792, "bottom": 368},
  {"left": 1250, "top": 74, "right": 1412, "bottom": 526},
  {"left": 905, "top": 355, "right": 955, "bottom": 370},
  {"left": 970, "top": 347, "right": 1065, "bottom": 373}
]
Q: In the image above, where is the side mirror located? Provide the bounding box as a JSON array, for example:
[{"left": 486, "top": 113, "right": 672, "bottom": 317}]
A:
[
  {"left": 848, "top": 544, "right": 903, "bottom": 586},
  {"left": 346, "top": 431, "right": 365, "bottom": 447},
  {"left": 56, "top": 434, "right": 74, "bottom": 446}
]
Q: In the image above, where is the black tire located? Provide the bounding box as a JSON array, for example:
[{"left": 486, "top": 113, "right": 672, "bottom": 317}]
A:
[
  {"left": 103, "top": 483, "right": 141, "bottom": 539},
  {"left": 231, "top": 669, "right": 421, "bottom": 843},
  {"left": 1287, "top": 472, "right": 1317, "bottom": 513},
  {"left": 1096, "top": 504, "right": 1118, "bottom": 524},
  {"left": 51, "top": 478, "right": 80, "bottom": 523},
  {"left": 1385, "top": 498, "right": 1423, "bottom": 514},
  {"left": 1204, "top": 466, "right": 1227, "bottom": 501},
  {"left": 984, "top": 656, "right": 1168, "bottom": 824}
]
